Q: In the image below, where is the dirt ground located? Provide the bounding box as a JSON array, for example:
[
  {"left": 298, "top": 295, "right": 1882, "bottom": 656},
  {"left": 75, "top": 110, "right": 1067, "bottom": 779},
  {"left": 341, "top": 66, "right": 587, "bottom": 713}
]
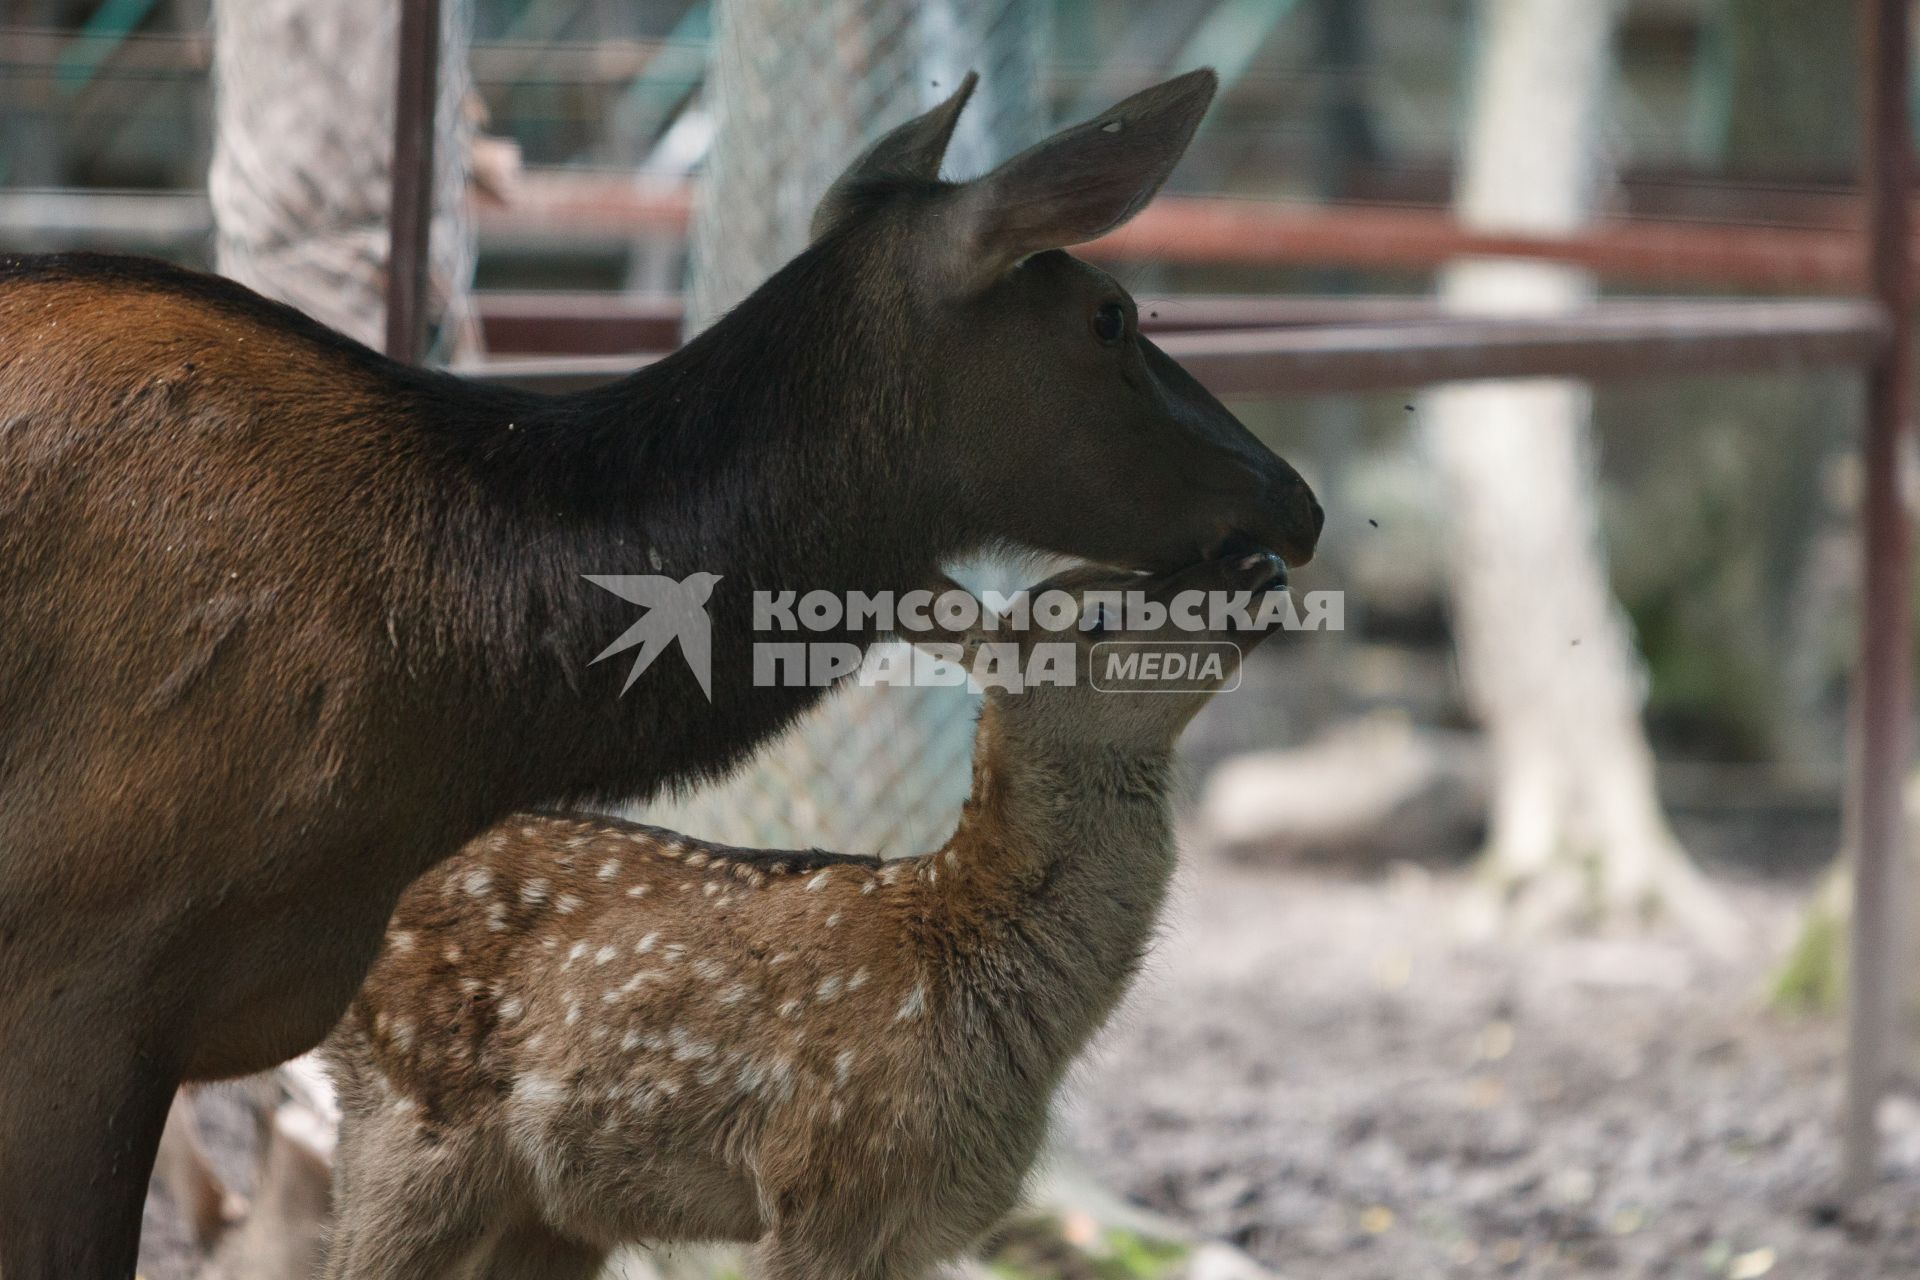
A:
[
  {"left": 142, "top": 846, "right": 1920, "bottom": 1279},
  {"left": 1061, "top": 852, "right": 1920, "bottom": 1280}
]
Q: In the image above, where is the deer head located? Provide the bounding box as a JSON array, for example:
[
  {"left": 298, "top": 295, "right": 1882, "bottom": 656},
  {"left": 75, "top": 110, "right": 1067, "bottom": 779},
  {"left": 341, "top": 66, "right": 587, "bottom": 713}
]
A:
[{"left": 807, "top": 69, "right": 1324, "bottom": 574}]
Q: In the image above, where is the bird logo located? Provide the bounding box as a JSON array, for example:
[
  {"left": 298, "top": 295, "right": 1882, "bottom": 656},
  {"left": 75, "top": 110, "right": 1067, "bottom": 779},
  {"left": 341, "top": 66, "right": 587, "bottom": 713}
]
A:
[{"left": 584, "top": 572, "right": 723, "bottom": 699}]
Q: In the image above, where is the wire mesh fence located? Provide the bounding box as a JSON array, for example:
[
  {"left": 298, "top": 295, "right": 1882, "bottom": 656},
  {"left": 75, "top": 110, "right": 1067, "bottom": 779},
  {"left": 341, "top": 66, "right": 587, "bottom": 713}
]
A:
[{"left": 642, "top": 0, "right": 1047, "bottom": 856}]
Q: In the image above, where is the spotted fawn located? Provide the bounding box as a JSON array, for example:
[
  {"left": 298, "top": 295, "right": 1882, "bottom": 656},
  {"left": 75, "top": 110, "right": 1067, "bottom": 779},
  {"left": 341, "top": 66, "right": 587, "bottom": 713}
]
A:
[{"left": 320, "top": 553, "right": 1291, "bottom": 1280}]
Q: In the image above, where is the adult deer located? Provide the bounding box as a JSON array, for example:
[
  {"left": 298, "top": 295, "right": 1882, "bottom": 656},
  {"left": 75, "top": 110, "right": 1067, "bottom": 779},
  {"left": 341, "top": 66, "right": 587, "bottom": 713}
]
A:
[{"left": 0, "top": 69, "right": 1319, "bottom": 1277}]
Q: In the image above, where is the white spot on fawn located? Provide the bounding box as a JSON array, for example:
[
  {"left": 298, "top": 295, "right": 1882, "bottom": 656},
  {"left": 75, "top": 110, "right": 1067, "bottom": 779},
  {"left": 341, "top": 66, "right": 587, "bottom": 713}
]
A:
[
  {"left": 627, "top": 884, "right": 650, "bottom": 898},
  {"left": 834, "top": 1048, "right": 856, "bottom": 1085},
  {"left": 895, "top": 985, "right": 926, "bottom": 1022},
  {"left": 499, "top": 997, "right": 524, "bottom": 1021},
  {"left": 595, "top": 945, "right": 617, "bottom": 966},
  {"left": 635, "top": 932, "right": 659, "bottom": 954},
  {"left": 848, "top": 968, "right": 870, "bottom": 991},
  {"left": 512, "top": 1074, "right": 564, "bottom": 1109},
  {"left": 521, "top": 878, "right": 550, "bottom": 906},
  {"left": 565, "top": 1001, "right": 582, "bottom": 1026},
  {"left": 463, "top": 869, "right": 492, "bottom": 897},
  {"left": 599, "top": 859, "right": 622, "bottom": 880},
  {"left": 825, "top": 912, "right": 842, "bottom": 928},
  {"left": 388, "top": 931, "right": 415, "bottom": 953},
  {"left": 816, "top": 975, "right": 844, "bottom": 1002},
  {"left": 806, "top": 870, "right": 833, "bottom": 892},
  {"left": 554, "top": 893, "right": 582, "bottom": 915}
]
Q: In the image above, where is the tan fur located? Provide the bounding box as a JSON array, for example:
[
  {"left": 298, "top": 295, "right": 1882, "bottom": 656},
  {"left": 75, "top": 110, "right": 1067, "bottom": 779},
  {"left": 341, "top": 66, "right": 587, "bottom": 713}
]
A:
[{"left": 321, "top": 558, "right": 1287, "bottom": 1279}]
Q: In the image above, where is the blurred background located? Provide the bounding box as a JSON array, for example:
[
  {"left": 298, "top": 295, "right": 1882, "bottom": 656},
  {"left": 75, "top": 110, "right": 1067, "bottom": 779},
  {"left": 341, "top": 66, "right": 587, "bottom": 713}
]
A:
[{"left": 7, "top": 0, "right": 1918, "bottom": 1276}]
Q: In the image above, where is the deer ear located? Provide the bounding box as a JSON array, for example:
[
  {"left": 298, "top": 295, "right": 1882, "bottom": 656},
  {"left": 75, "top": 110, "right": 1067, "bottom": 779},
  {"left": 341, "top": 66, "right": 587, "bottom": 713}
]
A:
[
  {"left": 957, "top": 68, "right": 1216, "bottom": 279},
  {"left": 811, "top": 72, "right": 980, "bottom": 242}
]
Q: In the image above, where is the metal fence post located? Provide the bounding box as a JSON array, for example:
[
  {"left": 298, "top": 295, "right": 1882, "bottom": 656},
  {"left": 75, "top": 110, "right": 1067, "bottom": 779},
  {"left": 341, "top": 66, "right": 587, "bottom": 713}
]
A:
[
  {"left": 387, "top": 0, "right": 442, "bottom": 364},
  {"left": 1841, "top": 0, "right": 1914, "bottom": 1205}
]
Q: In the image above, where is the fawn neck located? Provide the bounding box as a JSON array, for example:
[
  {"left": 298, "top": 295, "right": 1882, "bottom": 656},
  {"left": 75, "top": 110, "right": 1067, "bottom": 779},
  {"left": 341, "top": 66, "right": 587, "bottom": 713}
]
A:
[{"left": 941, "top": 698, "right": 1178, "bottom": 1055}]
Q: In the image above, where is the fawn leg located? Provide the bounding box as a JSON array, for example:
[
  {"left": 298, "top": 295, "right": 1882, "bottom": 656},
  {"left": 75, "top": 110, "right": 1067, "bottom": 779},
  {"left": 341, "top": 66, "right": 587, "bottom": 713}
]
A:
[
  {"left": 320, "top": 1116, "right": 492, "bottom": 1280},
  {"left": 0, "top": 1019, "right": 173, "bottom": 1280},
  {"left": 752, "top": 1233, "right": 933, "bottom": 1280},
  {"left": 472, "top": 1221, "right": 606, "bottom": 1280}
]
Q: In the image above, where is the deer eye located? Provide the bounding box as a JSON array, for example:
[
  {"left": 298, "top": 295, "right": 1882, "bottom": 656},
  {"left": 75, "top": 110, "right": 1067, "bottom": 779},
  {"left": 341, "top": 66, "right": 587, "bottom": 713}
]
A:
[{"left": 1091, "top": 302, "right": 1127, "bottom": 345}]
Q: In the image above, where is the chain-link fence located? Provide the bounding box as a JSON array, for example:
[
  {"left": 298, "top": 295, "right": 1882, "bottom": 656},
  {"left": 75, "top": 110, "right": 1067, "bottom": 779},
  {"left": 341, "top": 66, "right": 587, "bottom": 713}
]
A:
[
  {"left": 209, "top": 0, "right": 476, "bottom": 357},
  {"left": 642, "top": 0, "right": 1047, "bottom": 856}
]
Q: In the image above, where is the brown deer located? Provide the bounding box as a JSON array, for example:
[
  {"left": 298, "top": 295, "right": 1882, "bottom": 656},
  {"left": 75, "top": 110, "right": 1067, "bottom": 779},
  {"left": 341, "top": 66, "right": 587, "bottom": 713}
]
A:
[
  {"left": 319, "top": 554, "right": 1289, "bottom": 1279},
  {"left": 0, "top": 70, "right": 1321, "bottom": 1277}
]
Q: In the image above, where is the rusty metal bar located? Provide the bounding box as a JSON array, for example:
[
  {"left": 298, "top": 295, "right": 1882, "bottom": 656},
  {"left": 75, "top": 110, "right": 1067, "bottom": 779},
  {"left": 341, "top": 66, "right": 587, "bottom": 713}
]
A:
[
  {"left": 1091, "top": 196, "right": 1868, "bottom": 292},
  {"left": 463, "top": 299, "right": 1890, "bottom": 395},
  {"left": 385, "top": 0, "right": 441, "bottom": 364},
  {"left": 472, "top": 292, "right": 1465, "bottom": 357},
  {"left": 472, "top": 177, "right": 1880, "bottom": 292},
  {"left": 1841, "top": 0, "right": 1914, "bottom": 1205},
  {"left": 1154, "top": 300, "right": 1888, "bottom": 395}
]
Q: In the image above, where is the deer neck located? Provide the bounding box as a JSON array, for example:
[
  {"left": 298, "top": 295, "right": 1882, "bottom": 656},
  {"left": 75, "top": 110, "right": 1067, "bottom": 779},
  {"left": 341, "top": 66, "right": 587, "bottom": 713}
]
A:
[
  {"left": 420, "top": 247, "right": 954, "bottom": 815},
  {"left": 939, "top": 702, "right": 1178, "bottom": 1054}
]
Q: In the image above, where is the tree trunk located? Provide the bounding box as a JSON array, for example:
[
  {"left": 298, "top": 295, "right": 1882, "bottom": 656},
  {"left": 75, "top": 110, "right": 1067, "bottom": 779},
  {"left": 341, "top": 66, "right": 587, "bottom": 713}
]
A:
[
  {"left": 208, "top": 0, "right": 476, "bottom": 357},
  {"left": 1419, "top": 0, "right": 1735, "bottom": 946}
]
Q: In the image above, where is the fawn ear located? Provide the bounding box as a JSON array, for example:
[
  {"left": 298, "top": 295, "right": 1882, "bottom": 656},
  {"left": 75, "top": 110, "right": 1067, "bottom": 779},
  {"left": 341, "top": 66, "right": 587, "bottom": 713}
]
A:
[
  {"left": 812, "top": 72, "right": 979, "bottom": 242},
  {"left": 951, "top": 68, "right": 1216, "bottom": 284}
]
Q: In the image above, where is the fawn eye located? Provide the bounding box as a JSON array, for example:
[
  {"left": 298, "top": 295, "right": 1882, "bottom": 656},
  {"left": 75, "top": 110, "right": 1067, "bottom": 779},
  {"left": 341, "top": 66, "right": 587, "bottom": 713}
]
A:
[{"left": 1091, "top": 302, "right": 1127, "bottom": 345}]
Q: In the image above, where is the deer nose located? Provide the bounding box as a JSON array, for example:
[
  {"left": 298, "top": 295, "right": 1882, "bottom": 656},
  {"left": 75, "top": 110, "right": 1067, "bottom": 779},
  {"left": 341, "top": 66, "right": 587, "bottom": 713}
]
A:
[{"left": 1275, "top": 479, "right": 1323, "bottom": 568}]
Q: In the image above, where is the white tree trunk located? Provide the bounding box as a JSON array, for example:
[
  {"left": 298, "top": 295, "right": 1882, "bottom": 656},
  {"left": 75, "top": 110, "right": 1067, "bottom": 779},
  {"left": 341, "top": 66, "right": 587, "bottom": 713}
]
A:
[
  {"left": 209, "top": 0, "right": 476, "bottom": 357},
  {"left": 1420, "top": 0, "right": 1735, "bottom": 945}
]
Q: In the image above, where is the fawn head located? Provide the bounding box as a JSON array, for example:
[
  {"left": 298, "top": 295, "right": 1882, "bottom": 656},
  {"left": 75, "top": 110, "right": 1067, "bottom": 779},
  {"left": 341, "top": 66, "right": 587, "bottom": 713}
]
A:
[
  {"left": 808, "top": 69, "right": 1323, "bottom": 574},
  {"left": 918, "top": 553, "right": 1292, "bottom": 751}
]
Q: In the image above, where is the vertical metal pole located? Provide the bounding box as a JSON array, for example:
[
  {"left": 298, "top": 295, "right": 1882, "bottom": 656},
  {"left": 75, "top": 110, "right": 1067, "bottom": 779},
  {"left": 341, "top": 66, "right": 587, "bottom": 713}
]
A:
[
  {"left": 385, "top": 0, "right": 441, "bottom": 364},
  {"left": 1842, "top": 0, "right": 1913, "bottom": 1206}
]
